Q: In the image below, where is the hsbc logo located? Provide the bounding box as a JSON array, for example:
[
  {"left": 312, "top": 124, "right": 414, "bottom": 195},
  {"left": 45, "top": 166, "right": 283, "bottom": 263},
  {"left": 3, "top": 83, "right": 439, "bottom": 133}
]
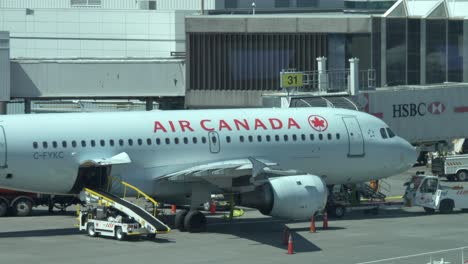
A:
[{"left": 393, "top": 102, "right": 446, "bottom": 118}]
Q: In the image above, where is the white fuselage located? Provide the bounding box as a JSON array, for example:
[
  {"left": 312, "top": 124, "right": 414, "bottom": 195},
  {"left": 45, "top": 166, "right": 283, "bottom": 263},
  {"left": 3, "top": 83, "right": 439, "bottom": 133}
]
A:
[{"left": 0, "top": 107, "right": 416, "bottom": 198}]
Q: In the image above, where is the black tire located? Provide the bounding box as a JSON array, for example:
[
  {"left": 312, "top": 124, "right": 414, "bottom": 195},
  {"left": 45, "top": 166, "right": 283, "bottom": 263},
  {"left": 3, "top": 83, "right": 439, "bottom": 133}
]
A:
[
  {"left": 87, "top": 223, "right": 97, "bottom": 237},
  {"left": 0, "top": 200, "right": 7, "bottom": 217},
  {"left": 423, "top": 207, "right": 435, "bottom": 213},
  {"left": 183, "top": 210, "right": 207, "bottom": 233},
  {"left": 115, "top": 227, "right": 126, "bottom": 241},
  {"left": 439, "top": 200, "right": 454, "bottom": 214},
  {"left": 457, "top": 171, "right": 468, "bottom": 181},
  {"left": 175, "top": 209, "right": 188, "bottom": 231},
  {"left": 146, "top": 234, "right": 156, "bottom": 240},
  {"left": 13, "top": 198, "right": 32, "bottom": 216},
  {"left": 333, "top": 205, "right": 346, "bottom": 218}
]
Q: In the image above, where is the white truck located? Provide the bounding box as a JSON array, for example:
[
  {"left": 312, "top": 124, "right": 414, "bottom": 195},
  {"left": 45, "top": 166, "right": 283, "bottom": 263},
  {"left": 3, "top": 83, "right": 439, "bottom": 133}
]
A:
[
  {"left": 79, "top": 206, "right": 153, "bottom": 241},
  {"left": 404, "top": 173, "right": 468, "bottom": 213},
  {"left": 432, "top": 154, "right": 468, "bottom": 181}
]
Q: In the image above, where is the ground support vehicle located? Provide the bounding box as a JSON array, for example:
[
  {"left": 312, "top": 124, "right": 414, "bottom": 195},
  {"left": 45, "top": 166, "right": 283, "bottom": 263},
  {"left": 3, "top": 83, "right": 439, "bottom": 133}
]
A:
[
  {"left": 432, "top": 154, "right": 468, "bottom": 181},
  {"left": 0, "top": 188, "right": 81, "bottom": 217},
  {"left": 404, "top": 174, "right": 468, "bottom": 214},
  {"left": 79, "top": 206, "right": 151, "bottom": 241}
]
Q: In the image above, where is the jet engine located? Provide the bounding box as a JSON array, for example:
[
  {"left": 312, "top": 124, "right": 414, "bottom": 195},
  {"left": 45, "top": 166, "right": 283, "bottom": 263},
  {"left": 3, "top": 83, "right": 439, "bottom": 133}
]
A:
[{"left": 237, "top": 175, "right": 328, "bottom": 220}]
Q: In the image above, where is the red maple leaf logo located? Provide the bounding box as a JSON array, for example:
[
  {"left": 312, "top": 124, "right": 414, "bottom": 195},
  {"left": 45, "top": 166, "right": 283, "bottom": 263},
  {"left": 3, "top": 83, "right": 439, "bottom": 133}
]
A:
[{"left": 308, "top": 115, "right": 328, "bottom": 132}]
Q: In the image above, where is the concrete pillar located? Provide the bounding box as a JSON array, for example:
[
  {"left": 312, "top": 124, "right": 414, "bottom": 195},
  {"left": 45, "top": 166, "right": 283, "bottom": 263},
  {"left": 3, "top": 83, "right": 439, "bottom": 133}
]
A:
[
  {"left": 24, "top": 98, "right": 31, "bottom": 114},
  {"left": 316, "top": 57, "right": 328, "bottom": 92},
  {"left": 380, "top": 19, "right": 387, "bottom": 86},
  {"left": 463, "top": 20, "right": 468, "bottom": 82},
  {"left": 420, "top": 20, "right": 426, "bottom": 85},
  {"left": 145, "top": 98, "right": 154, "bottom": 111},
  {"left": 349, "top": 58, "right": 360, "bottom": 96}
]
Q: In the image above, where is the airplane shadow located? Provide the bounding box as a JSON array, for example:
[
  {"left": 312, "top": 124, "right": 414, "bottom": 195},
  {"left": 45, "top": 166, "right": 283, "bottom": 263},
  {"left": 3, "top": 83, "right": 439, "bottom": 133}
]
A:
[{"left": 0, "top": 228, "right": 80, "bottom": 238}]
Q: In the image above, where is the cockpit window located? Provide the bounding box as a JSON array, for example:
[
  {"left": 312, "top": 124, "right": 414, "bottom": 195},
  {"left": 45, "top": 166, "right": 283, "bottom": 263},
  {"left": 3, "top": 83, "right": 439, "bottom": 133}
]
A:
[
  {"left": 380, "top": 128, "right": 388, "bottom": 139},
  {"left": 386, "top": 128, "right": 395, "bottom": 138}
]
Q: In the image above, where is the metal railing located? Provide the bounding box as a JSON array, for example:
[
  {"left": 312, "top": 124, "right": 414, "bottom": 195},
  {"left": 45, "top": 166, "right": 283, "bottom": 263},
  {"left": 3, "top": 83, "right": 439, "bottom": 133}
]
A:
[{"left": 356, "top": 246, "right": 468, "bottom": 264}]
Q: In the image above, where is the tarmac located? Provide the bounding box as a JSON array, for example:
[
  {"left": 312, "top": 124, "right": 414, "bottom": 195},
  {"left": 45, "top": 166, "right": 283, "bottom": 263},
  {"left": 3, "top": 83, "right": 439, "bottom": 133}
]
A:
[{"left": 1, "top": 166, "right": 468, "bottom": 264}]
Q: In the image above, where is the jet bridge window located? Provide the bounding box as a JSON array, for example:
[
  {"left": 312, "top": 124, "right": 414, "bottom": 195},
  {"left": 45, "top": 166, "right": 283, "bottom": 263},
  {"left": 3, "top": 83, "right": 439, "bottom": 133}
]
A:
[
  {"left": 100, "top": 140, "right": 105, "bottom": 147},
  {"left": 386, "top": 128, "right": 395, "bottom": 138},
  {"left": 380, "top": 128, "right": 388, "bottom": 139},
  {"left": 62, "top": 141, "right": 67, "bottom": 148},
  {"left": 43, "top": 142, "right": 48, "bottom": 149},
  {"left": 33, "top": 142, "right": 38, "bottom": 149}
]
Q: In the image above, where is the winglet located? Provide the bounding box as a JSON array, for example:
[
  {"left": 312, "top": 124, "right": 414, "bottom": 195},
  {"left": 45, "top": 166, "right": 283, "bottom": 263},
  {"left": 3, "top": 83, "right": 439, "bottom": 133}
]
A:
[{"left": 248, "top": 157, "right": 268, "bottom": 180}]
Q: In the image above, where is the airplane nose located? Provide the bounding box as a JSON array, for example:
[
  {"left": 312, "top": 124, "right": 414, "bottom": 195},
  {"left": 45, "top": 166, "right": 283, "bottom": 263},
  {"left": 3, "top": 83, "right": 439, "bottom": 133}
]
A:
[{"left": 401, "top": 139, "right": 417, "bottom": 169}]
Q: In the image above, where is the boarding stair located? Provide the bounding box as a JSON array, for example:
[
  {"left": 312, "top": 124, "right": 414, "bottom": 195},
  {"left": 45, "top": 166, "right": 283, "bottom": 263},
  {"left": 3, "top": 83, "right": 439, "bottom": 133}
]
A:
[
  {"left": 356, "top": 180, "right": 391, "bottom": 201},
  {"left": 81, "top": 179, "right": 170, "bottom": 234}
]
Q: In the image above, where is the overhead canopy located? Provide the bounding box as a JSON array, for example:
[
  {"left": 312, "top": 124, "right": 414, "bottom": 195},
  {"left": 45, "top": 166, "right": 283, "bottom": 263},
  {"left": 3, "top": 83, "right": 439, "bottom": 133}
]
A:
[{"left": 384, "top": 0, "right": 468, "bottom": 19}]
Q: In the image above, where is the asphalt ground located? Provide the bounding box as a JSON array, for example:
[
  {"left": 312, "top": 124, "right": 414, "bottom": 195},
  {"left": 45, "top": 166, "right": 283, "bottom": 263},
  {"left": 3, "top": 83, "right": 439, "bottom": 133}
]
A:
[{"left": 1, "top": 166, "right": 468, "bottom": 264}]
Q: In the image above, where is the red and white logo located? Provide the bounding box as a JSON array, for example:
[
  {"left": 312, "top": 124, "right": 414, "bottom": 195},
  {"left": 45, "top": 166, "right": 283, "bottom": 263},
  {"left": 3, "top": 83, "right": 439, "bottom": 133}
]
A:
[
  {"left": 308, "top": 115, "right": 328, "bottom": 132},
  {"left": 427, "top": 102, "right": 445, "bottom": 115}
]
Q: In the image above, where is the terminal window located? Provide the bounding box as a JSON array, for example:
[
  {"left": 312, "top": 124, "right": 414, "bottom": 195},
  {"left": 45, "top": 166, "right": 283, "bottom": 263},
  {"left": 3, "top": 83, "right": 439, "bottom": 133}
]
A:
[
  {"left": 70, "top": 0, "right": 102, "bottom": 7},
  {"left": 224, "top": 0, "right": 238, "bottom": 8},
  {"left": 297, "top": 0, "right": 318, "bottom": 7},
  {"left": 275, "top": 0, "right": 290, "bottom": 8}
]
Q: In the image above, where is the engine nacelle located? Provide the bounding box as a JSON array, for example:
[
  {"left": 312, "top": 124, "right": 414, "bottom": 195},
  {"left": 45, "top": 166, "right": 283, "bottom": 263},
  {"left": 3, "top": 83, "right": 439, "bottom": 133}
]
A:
[{"left": 238, "top": 175, "right": 328, "bottom": 220}]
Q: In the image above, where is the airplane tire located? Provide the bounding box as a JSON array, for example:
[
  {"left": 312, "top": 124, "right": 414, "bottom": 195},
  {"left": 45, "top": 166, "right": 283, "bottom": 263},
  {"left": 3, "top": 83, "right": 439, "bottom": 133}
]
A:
[
  {"left": 0, "top": 200, "right": 7, "bottom": 217},
  {"left": 115, "top": 227, "right": 126, "bottom": 241},
  {"left": 183, "top": 210, "right": 207, "bottom": 233},
  {"left": 13, "top": 198, "right": 32, "bottom": 217},
  {"left": 87, "top": 223, "right": 97, "bottom": 237},
  {"left": 439, "top": 200, "right": 454, "bottom": 214},
  {"left": 175, "top": 209, "right": 188, "bottom": 231}
]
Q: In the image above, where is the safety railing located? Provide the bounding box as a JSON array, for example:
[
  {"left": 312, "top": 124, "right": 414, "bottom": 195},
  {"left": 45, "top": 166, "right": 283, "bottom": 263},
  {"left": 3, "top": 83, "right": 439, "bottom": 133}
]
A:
[
  {"left": 356, "top": 246, "right": 468, "bottom": 264},
  {"left": 106, "top": 176, "right": 160, "bottom": 217}
]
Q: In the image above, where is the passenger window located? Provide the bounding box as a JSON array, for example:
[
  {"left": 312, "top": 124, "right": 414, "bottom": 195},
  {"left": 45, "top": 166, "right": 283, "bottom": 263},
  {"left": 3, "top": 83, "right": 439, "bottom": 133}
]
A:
[
  {"left": 81, "top": 140, "right": 86, "bottom": 147},
  {"left": 284, "top": 135, "right": 288, "bottom": 141},
  {"left": 292, "top": 135, "right": 297, "bottom": 141},
  {"left": 301, "top": 134, "right": 306, "bottom": 141},
  {"left": 119, "top": 139, "right": 124, "bottom": 146},
  {"left": 100, "top": 140, "right": 105, "bottom": 147},
  {"left": 380, "top": 128, "right": 388, "bottom": 139},
  {"left": 184, "top": 137, "right": 188, "bottom": 144},
  {"left": 62, "top": 141, "right": 67, "bottom": 148},
  {"left": 175, "top": 138, "right": 180, "bottom": 144},
  {"left": 257, "top": 135, "right": 262, "bottom": 142},
  {"left": 138, "top": 139, "right": 143, "bottom": 146},
  {"left": 192, "top": 137, "right": 197, "bottom": 144},
  {"left": 33, "top": 142, "right": 38, "bottom": 149},
  {"left": 248, "top": 136, "right": 253, "bottom": 142},
  {"left": 202, "top": 137, "right": 207, "bottom": 144},
  {"left": 110, "top": 139, "right": 115, "bottom": 147},
  {"left": 240, "top": 136, "right": 244, "bottom": 143},
  {"left": 165, "top": 138, "right": 170, "bottom": 145},
  {"left": 156, "top": 138, "right": 161, "bottom": 145},
  {"left": 275, "top": 135, "right": 280, "bottom": 141},
  {"left": 387, "top": 128, "right": 395, "bottom": 138},
  {"left": 128, "top": 139, "right": 133, "bottom": 146},
  {"left": 327, "top": 134, "right": 332, "bottom": 140},
  {"left": 319, "top": 134, "right": 323, "bottom": 140},
  {"left": 90, "top": 140, "right": 96, "bottom": 147},
  {"left": 266, "top": 135, "right": 271, "bottom": 142},
  {"left": 226, "top": 136, "right": 231, "bottom": 143},
  {"left": 147, "top": 138, "right": 152, "bottom": 145},
  {"left": 336, "top": 133, "right": 340, "bottom": 140},
  {"left": 310, "top": 134, "right": 314, "bottom": 141},
  {"left": 52, "top": 141, "right": 58, "bottom": 148},
  {"left": 72, "top": 141, "right": 77, "bottom": 148},
  {"left": 211, "top": 136, "right": 216, "bottom": 144}
]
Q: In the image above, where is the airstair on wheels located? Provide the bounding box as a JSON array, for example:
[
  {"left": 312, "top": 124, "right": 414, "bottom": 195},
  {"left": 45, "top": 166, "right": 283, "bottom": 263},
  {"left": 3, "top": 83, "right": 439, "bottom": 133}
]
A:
[{"left": 80, "top": 177, "right": 170, "bottom": 235}]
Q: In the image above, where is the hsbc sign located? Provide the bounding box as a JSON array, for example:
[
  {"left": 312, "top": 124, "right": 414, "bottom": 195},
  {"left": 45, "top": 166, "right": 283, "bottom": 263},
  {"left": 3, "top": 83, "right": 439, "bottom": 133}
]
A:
[{"left": 392, "top": 102, "right": 446, "bottom": 118}]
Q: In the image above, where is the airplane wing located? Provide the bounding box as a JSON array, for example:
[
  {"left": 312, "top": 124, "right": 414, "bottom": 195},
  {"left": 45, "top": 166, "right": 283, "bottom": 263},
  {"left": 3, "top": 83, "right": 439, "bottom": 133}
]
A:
[{"left": 160, "top": 158, "right": 278, "bottom": 189}]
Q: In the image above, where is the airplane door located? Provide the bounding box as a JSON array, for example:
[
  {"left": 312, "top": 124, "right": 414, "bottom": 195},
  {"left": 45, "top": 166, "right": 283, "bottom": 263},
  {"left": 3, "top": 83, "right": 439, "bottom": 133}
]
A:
[
  {"left": 342, "top": 117, "right": 365, "bottom": 157},
  {"left": 0, "top": 126, "right": 6, "bottom": 168},
  {"left": 208, "top": 131, "right": 220, "bottom": 153}
]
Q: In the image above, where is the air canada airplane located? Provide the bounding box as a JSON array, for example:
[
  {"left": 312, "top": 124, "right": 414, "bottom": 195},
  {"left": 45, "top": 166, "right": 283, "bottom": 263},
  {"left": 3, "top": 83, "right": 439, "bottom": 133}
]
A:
[{"left": 0, "top": 107, "right": 416, "bottom": 232}]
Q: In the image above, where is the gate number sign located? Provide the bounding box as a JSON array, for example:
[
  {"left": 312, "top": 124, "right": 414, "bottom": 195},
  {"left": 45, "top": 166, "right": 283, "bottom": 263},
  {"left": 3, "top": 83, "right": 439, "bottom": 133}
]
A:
[{"left": 280, "top": 72, "right": 303, "bottom": 88}]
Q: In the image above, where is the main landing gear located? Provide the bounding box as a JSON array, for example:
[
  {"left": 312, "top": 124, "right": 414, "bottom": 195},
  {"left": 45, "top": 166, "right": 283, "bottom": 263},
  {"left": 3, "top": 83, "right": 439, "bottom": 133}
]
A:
[{"left": 174, "top": 209, "right": 207, "bottom": 233}]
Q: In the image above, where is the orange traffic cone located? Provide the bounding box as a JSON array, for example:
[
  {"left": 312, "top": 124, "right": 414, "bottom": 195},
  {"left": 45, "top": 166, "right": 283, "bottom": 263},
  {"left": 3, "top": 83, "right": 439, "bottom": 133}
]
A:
[
  {"left": 309, "top": 216, "right": 316, "bottom": 233},
  {"left": 323, "top": 212, "right": 329, "bottom": 229},
  {"left": 209, "top": 201, "right": 216, "bottom": 215},
  {"left": 287, "top": 234, "right": 294, "bottom": 255},
  {"left": 282, "top": 227, "right": 289, "bottom": 245},
  {"left": 171, "top": 205, "right": 176, "bottom": 214}
]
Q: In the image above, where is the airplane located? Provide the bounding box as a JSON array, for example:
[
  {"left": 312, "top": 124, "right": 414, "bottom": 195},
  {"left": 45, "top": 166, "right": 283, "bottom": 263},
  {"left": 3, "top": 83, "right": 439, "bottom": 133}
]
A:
[{"left": 0, "top": 107, "right": 416, "bottom": 232}]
